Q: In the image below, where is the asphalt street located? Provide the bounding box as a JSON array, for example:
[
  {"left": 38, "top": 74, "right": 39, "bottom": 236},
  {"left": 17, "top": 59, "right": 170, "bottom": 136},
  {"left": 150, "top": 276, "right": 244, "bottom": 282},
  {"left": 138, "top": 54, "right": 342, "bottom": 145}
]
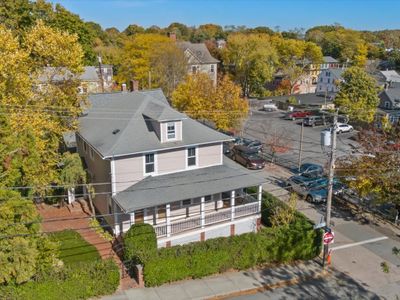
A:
[{"left": 258, "top": 164, "right": 400, "bottom": 300}]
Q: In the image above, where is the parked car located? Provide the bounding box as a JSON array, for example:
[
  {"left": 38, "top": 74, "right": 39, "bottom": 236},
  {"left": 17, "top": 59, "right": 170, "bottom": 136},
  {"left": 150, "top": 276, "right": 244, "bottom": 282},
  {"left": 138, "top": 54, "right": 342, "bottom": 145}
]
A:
[
  {"left": 286, "top": 175, "right": 322, "bottom": 196},
  {"left": 291, "top": 163, "right": 324, "bottom": 178},
  {"left": 263, "top": 100, "right": 278, "bottom": 112},
  {"left": 305, "top": 181, "right": 344, "bottom": 203},
  {"left": 284, "top": 111, "right": 313, "bottom": 121},
  {"left": 231, "top": 145, "right": 266, "bottom": 170},
  {"left": 303, "top": 115, "right": 327, "bottom": 127},
  {"left": 242, "top": 139, "right": 263, "bottom": 152},
  {"left": 336, "top": 123, "right": 353, "bottom": 133}
]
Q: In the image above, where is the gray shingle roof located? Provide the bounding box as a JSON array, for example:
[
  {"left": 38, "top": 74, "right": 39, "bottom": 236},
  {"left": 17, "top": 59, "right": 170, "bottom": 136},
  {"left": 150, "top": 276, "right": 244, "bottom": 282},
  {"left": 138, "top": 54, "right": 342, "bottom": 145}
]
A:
[
  {"left": 323, "top": 56, "right": 339, "bottom": 63},
  {"left": 380, "top": 70, "right": 400, "bottom": 83},
  {"left": 178, "top": 42, "right": 219, "bottom": 64},
  {"left": 78, "top": 89, "right": 232, "bottom": 158},
  {"left": 113, "top": 158, "right": 265, "bottom": 212},
  {"left": 39, "top": 66, "right": 99, "bottom": 82}
]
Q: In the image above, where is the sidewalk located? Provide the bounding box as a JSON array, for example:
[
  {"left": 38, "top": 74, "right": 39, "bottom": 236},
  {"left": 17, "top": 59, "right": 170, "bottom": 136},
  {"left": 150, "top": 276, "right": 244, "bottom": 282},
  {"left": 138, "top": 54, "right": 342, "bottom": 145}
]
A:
[{"left": 102, "top": 260, "right": 327, "bottom": 300}]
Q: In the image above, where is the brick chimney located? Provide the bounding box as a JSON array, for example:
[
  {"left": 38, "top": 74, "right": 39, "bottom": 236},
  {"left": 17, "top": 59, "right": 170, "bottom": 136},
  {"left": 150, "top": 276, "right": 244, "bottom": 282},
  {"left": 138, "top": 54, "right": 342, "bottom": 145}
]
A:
[
  {"left": 130, "top": 80, "right": 139, "bottom": 91},
  {"left": 167, "top": 32, "right": 177, "bottom": 42}
]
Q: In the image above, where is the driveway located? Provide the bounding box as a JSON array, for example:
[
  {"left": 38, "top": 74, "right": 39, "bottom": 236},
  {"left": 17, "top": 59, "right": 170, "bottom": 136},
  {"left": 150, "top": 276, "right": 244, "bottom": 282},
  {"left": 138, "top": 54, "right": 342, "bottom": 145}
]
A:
[{"left": 244, "top": 109, "right": 358, "bottom": 169}]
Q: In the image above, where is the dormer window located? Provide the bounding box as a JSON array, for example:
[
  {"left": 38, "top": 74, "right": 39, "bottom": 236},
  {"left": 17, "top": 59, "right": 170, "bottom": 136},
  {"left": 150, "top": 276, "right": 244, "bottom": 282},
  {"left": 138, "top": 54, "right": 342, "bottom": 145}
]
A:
[{"left": 167, "top": 122, "right": 175, "bottom": 140}]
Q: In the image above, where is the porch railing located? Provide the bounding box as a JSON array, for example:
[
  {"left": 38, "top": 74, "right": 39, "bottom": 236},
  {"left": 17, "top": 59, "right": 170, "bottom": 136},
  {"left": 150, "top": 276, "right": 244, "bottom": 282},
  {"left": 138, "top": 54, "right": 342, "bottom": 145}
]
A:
[{"left": 153, "top": 201, "right": 259, "bottom": 238}]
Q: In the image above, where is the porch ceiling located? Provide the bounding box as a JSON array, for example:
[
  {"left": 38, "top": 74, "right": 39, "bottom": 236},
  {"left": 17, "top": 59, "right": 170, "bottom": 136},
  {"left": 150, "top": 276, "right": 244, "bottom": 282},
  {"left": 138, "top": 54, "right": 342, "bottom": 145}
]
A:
[{"left": 113, "top": 158, "right": 265, "bottom": 213}]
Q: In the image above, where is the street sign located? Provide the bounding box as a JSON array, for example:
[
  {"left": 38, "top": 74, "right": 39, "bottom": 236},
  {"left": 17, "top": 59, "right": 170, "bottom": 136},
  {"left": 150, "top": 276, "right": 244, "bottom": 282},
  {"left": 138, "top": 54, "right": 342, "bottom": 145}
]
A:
[{"left": 323, "top": 231, "right": 335, "bottom": 245}]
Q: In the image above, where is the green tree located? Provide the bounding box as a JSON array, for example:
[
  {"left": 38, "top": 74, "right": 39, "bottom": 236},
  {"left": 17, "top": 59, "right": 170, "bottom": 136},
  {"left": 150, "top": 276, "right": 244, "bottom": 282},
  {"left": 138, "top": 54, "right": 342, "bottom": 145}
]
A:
[
  {"left": 123, "top": 24, "right": 145, "bottom": 36},
  {"left": 58, "top": 153, "right": 86, "bottom": 205},
  {"left": 0, "top": 190, "right": 59, "bottom": 284},
  {"left": 171, "top": 74, "right": 249, "bottom": 131},
  {"left": 223, "top": 33, "right": 278, "bottom": 97},
  {"left": 334, "top": 67, "right": 380, "bottom": 123}
]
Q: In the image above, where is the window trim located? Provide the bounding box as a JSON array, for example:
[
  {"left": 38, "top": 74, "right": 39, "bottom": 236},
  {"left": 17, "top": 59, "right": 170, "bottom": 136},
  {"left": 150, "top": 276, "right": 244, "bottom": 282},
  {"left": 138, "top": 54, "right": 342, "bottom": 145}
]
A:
[
  {"left": 83, "top": 141, "right": 87, "bottom": 153},
  {"left": 89, "top": 148, "right": 95, "bottom": 160},
  {"left": 143, "top": 152, "right": 157, "bottom": 175},
  {"left": 166, "top": 122, "right": 176, "bottom": 140},
  {"left": 186, "top": 146, "right": 198, "bottom": 168}
]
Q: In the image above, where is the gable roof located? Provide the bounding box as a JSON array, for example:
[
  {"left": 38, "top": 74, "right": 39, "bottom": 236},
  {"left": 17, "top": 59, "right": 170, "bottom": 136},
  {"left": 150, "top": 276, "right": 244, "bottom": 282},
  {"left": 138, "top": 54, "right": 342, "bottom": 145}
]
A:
[
  {"left": 178, "top": 42, "right": 219, "bottom": 64},
  {"left": 323, "top": 56, "right": 339, "bottom": 63},
  {"left": 380, "top": 87, "right": 400, "bottom": 105},
  {"left": 39, "top": 66, "right": 100, "bottom": 82},
  {"left": 380, "top": 70, "right": 400, "bottom": 83},
  {"left": 78, "top": 89, "right": 232, "bottom": 158}
]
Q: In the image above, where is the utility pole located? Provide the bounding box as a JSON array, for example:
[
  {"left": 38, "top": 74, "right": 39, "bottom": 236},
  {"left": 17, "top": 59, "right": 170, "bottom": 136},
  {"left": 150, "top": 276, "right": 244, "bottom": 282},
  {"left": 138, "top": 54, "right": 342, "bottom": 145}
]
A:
[
  {"left": 322, "top": 108, "right": 338, "bottom": 268},
  {"left": 298, "top": 121, "right": 304, "bottom": 171},
  {"left": 98, "top": 56, "right": 105, "bottom": 93}
]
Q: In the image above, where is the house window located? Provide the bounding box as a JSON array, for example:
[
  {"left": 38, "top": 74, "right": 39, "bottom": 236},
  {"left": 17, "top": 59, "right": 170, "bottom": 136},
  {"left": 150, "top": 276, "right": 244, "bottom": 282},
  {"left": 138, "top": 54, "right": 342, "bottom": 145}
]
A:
[
  {"left": 211, "top": 65, "right": 215, "bottom": 73},
  {"left": 192, "top": 66, "right": 197, "bottom": 74},
  {"left": 171, "top": 201, "right": 181, "bottom": 210},
  {"left": 83, "top": 142, "right": 87, "bottom": 153},
  {"left": 145, "top": 153, "right": 155, "bottom": 174},
  {"left": 187, "top": 147, "right": 196, "bottom": 166},
  {"left": 205, "top": 195, "right": 212, "bottom": 202},
  {"left": 167, "top": 122, "right": 175, "bottom": 139},
  {"left": 327, "top": 78, "right": 330, "bottom": 84},
  {"left": 384, "top": 101, "right": 391, "bottom": 109}
]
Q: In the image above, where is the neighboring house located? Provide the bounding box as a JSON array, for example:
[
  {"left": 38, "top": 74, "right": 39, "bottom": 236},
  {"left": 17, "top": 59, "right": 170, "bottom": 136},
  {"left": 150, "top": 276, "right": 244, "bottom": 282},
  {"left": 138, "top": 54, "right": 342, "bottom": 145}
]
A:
[
  {"left": 308, "top": 56, "right": 341, "bottom": 85},
  {"left": 96, "top": 64, "right": 114, "bottom": 92},
  {"left": 39, "top": 66, "right": 111, "bottom": 94},
  {"left": 216, "top": 39, "right": 227, "bottom": 49},
  {"left": 374, "top": 70, "right": 400, "bottom": 87},
  {"left": 316, "top": 68, "right": 345, "bottom": 96},
  {"left": 76, "top": 89, "right": 265, "bottom": 248},
  {"left": 377, "top": 85, "right": 400, "bottom": 124},
  {"left": 178, "top": 41, "right": 219, "bottom": 85}
]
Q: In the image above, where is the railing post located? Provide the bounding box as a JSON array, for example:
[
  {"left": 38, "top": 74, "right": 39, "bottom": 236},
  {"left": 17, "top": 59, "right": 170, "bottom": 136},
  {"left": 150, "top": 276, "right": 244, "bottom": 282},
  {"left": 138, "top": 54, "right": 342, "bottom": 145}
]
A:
[
  {"left": 258, "top": 185, "right": 263, "bottom": 213},
  {"left": 166, "top": 204, "right": 171, "bottom": 237},
  {"left": 200, "top": 196, "right": 205, "bottom": 228},
  {"left": 231, "top": 190, "right": 235, "bottom": 221}
]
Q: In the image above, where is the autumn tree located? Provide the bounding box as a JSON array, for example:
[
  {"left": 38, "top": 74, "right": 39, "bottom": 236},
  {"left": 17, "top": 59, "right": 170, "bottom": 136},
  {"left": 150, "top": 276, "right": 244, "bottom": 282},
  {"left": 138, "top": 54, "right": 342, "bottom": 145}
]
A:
[
  {"left": 337, "top": 125, "right": 400, "bottom": 206},
  {"left": 118, "top": 33, "right": 172, "bottom": 88},
  {"left": 0, "top": 21, "right": 84, "bottom": 194},
  {"left": 123, "top": 24, "right": 145, "bottom": 36},
  {"left": 150, "top": 42, "right": 188, "bottom": 97},
  {"left": 171, "top": 74, "right": 248, "bottom": 131},
  {"left": 0, "top": 189, "right": 59, "bottom": 284},
  {"left": 223, "top": 33, "right": 278, "bottom": 97},
  {"left": 334, "top": 67, "right": 380, "bottom": 123},
  {"left": 273, "top": 37, "right": 323, "bottom": 94},
  {"left": 260, "top": 122, "right": 293, "bottom": 163}
]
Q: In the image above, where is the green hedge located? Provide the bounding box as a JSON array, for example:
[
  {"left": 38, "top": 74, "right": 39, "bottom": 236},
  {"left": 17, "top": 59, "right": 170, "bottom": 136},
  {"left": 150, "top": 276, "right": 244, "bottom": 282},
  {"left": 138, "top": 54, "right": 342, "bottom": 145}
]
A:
[
  {"left": 0, "top": 259, "right": 120, "bottom": 300},
  {"left": 141, "top": 192, "right": 321, "bottom": 286},
  {"left": 124, "top": 223, "right": 157, "bottom": 264}
]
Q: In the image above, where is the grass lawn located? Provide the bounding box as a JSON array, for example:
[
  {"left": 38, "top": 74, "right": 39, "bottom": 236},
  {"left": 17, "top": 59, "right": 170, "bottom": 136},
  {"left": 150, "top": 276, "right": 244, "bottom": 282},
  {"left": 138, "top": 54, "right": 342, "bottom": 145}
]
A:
[{"left": 50, "top": 230, "right": 100, "bottom": 265}]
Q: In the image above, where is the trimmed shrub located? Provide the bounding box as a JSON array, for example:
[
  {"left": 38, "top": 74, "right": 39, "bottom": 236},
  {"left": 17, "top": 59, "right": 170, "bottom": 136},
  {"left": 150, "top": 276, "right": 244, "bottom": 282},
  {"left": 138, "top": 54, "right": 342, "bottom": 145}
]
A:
[
  {"left": 0, "top": 259, "right": 120, "bottom": 300},
  {"left": 124, "top": 223, "right": 157, "bottom": 264},
  {"left": 143, "top": 222, "right": 322, "bottom": 286}
]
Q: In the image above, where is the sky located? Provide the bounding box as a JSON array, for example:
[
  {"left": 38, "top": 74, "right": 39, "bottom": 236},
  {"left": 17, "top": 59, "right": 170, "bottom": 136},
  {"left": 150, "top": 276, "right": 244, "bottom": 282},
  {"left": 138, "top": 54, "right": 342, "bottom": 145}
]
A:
[{"left": 52, "top": 0, "right": 400, "bottom": 32}]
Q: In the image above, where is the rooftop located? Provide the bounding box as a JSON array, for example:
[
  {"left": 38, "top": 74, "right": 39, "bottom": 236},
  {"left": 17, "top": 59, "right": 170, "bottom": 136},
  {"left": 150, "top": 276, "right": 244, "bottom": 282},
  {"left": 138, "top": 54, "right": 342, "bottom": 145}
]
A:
[
  {"left": 78, "top": 89, "right": 232, "bottom": 158},
  {"left": 178, "top": 41, "right": 219, "bottom": 64},
  {"left": 114, "top": 158, "right": 265, "bottom": 212}
]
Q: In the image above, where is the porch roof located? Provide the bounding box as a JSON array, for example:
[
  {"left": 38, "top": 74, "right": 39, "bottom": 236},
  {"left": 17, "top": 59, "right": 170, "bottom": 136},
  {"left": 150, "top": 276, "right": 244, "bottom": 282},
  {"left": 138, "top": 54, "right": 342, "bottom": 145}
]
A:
[{"left": 113, "top": 158, "right": 265, "bottom": 213}]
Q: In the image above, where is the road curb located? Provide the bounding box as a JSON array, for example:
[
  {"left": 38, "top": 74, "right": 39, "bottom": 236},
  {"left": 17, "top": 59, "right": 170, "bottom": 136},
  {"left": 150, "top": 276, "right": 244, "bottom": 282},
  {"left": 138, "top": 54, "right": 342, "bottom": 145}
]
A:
[{"left": 205, "top": 269, "right": 330, "bottom": 300}]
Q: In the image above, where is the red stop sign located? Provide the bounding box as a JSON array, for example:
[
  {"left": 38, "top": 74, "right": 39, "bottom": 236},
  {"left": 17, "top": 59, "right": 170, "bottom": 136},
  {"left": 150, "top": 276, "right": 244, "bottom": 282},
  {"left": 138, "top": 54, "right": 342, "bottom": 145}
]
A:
[{"left": 323, "top": 231, "right": 334, "bottom": 245}]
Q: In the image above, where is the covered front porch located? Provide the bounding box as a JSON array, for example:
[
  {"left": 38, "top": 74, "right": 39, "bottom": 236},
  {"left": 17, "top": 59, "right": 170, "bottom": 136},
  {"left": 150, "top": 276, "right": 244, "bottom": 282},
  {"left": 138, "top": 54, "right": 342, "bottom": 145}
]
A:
[
  {"left": 111, "top": 159, "right": 265, "bottom": 245},
  {"left": 119, "top": 187, "right": 262, "bottom": 238}
]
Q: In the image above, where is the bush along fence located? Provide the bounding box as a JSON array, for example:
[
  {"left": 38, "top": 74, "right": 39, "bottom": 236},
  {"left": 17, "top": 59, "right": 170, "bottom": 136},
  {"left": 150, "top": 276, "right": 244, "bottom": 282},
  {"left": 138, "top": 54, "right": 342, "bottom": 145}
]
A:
[{"left": 124, "top": 191, "right": 323, "bottom": 287}]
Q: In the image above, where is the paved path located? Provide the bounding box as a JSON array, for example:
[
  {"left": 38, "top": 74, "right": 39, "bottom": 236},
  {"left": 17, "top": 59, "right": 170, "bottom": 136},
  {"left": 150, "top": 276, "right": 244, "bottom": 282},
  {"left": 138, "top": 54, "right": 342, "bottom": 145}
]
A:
[{"left": 102, "top": 261, "right": 325, "bottom": 300}]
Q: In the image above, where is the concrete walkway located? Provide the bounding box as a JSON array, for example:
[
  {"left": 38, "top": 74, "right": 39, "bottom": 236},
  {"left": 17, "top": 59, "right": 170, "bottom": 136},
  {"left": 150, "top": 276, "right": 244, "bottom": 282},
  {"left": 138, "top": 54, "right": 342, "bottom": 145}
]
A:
[{"left": 102, "top": 260, "right": 327, "bottom": 300}]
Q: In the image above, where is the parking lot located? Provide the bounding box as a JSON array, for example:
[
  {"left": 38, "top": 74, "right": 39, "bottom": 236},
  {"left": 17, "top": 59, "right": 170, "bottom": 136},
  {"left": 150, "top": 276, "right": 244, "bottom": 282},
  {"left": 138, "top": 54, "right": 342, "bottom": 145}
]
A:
[{"left": 243, "top": 108, "right": 358, "bottom": 170}]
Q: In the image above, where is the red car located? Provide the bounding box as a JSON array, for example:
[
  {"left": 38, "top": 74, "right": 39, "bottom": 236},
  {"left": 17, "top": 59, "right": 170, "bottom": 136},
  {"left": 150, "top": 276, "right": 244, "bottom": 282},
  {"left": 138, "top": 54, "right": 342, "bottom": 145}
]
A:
[{"left": 284, "top": 111, "right": 313, "bottom": 120}]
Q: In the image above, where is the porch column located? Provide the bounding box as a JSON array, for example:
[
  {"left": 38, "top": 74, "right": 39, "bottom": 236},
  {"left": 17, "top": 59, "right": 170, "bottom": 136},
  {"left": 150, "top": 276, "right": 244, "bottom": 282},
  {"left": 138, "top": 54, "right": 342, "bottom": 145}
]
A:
[
  {"left": 129, "top": 211, "right": 135, "bottom": 227},
  {"left": 154, "top": 205, "right": 158, "bottom": 225},
  {"left": 113, "top": 201, "right": 120, "bottom": 235},
  {"left": 166, "top": 204, "right": 171, "bottom": 237},
  {"left": 258, "top": 185, "right": 263, "bottom": 213},
  {"left": 200, "top": 196, "right": 205, "bottom": 228},
  {"left": 230, "top": 190, "right": 235, "bottom": 221}
]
